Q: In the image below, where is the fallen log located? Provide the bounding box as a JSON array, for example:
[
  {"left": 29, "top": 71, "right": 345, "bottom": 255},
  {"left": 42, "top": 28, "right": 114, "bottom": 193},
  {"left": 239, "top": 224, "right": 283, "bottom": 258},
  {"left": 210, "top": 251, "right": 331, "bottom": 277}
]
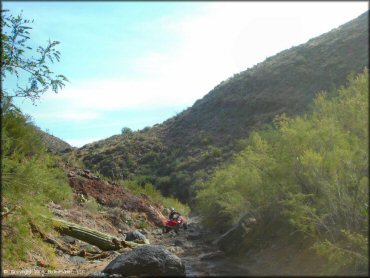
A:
[
  {"left": 30, "top": 221, "right": 123, "bottom": 260},
  {"left": 50, "top": 217, "right": 146, "bottom": 251}
]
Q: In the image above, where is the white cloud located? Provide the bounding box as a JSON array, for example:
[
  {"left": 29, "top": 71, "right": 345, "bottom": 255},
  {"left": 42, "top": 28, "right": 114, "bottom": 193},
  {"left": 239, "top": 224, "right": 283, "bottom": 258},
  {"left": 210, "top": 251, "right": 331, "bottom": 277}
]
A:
[
  {"left": 46, "top": 77, "right": 205, "bottom": 111},
  {"left": 32, "top": 110, "right": 101, "bottom": 122},
  {"left": 49, "top": 2, "right": 367, "bottom": 114},
  {"left": 35, "top": 2, "right": 367, "bottom": 140}
]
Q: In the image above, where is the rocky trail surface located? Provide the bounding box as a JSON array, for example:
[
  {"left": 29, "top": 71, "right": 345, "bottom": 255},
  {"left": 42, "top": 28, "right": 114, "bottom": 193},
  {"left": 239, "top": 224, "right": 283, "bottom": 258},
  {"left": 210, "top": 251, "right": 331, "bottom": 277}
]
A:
[
  {"left": 33, "top": 164, "right": 254, "bottom": 277},
  {"left": 165, "top": 217, "right": 252, "bottom": 277},
  {"left": 84, "top": 216, "right": 252, "bottom": 277},
  {"left": 14, "top": 164, "right": 323, "bottom": 277}
]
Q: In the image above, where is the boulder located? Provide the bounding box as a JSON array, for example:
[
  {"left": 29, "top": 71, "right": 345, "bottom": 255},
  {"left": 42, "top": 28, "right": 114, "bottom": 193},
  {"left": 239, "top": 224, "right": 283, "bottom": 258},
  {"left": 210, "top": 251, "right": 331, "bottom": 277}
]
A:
[
  {"left": 216, "top": 212, "right": 258, "bottom": 255},
  {"left": 125, "top": 230, "right": 149, "bottom": 244},
  {"left": 103, "top": 245, "right": 185, "bottom": 277}
]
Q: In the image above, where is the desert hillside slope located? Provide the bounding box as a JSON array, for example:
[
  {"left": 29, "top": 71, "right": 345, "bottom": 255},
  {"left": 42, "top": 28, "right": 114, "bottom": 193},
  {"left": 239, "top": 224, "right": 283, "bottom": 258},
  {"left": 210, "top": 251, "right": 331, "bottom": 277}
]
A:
[{"left": 75, "top": 12, "right": 368, "bottom": 202}]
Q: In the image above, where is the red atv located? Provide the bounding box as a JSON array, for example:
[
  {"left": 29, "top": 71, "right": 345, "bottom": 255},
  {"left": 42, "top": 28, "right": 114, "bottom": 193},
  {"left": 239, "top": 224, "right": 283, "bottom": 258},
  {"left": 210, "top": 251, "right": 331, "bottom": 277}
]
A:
[{"left": 162, "top": 215, "right": 188, "bottom": 234}]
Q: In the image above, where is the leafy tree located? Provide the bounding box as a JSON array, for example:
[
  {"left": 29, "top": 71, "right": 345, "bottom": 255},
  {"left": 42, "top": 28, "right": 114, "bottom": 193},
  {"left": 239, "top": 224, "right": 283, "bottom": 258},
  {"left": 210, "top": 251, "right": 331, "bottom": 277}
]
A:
[
  {"left": 121, "top": 126, "right": 133, "bottom": 135},
  {"left": 1, "top": 10, "right": 68, "bottom": 103},
  {"left": 196, "top": 69, "right": 369, "bottom": 274}
]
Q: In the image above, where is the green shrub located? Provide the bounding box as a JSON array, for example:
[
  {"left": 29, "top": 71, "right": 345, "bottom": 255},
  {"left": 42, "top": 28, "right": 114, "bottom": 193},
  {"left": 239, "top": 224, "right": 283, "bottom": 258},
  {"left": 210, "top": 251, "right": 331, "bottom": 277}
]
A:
[
  {"left": 121, "top": 180, "right": 190, "bottom": 216},
  {"left": 2, "top": 99, "right": 73, "bottom": 266},
  {"left": 83, "top": 196, "right": 101, "bottom": 214},
  {"left": 196, "top": 69, "right": 369, "bottom": 274}
]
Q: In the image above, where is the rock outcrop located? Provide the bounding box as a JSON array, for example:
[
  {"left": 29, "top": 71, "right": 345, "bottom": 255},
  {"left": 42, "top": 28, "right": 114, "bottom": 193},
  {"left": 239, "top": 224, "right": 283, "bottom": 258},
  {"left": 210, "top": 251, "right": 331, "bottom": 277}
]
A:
[
  {"left": 216, "top": 213, "right": 258, "bottom": 255},
  {"left": 103, "top": 245, "right": 185, "bottom": 277}
]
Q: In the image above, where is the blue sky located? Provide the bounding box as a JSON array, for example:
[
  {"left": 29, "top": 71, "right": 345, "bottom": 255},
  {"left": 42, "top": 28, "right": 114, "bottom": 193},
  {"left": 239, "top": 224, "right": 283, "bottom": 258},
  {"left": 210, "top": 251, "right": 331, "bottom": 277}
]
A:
[{"left": 2, "top": 2, "right": 368, "bottom": 147}]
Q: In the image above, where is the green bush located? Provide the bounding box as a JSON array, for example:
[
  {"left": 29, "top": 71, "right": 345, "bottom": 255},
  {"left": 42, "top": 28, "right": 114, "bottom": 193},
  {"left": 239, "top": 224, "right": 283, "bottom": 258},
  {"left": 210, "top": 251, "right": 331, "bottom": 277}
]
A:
[
  {"left": 196, "top": 69, "right": 369, "bottom": 274},
  {"left": 121, "top": 180, "right": 190, "bottom": 216},
  {"left": 2, "top": 99, "right": 73, "bottom": 266},
  {"left": 83, "top": 196, "right": 102, "bottom": 214}
]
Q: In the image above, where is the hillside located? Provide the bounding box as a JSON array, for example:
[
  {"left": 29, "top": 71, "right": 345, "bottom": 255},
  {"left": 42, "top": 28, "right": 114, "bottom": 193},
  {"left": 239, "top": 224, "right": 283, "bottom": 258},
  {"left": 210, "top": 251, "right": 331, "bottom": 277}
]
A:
[
  {"left": 75, "top": 12, "right": 368, "bottom": 202},
  {"left": 36, "top": 128, "right": 75, "bottom": 154}
]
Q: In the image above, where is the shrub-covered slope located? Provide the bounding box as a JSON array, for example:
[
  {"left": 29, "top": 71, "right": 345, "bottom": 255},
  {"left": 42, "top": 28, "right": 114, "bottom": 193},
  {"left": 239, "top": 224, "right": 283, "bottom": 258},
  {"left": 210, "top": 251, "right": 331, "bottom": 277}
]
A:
[
  {"left": 1, "top": 97, "right": 189, "bottom": 269},
  {"left": 1, "top": 98, "right": 74, "bottom": 266},
  {"left": 196, "top": 69, "right": 368, "bottom": 275},
  {"left": 76, "top": 12, "right": 368, "bottom": 202}
]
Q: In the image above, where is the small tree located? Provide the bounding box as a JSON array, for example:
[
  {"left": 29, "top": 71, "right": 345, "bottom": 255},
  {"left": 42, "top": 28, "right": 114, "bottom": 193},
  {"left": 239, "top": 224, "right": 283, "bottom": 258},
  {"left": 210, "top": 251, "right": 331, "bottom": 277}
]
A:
[
  {"left": 1, "top": 10, "right": 68, "bottom": 103},
  {"left": 121, "top": 127, "right": 133, "bottom": 135}
]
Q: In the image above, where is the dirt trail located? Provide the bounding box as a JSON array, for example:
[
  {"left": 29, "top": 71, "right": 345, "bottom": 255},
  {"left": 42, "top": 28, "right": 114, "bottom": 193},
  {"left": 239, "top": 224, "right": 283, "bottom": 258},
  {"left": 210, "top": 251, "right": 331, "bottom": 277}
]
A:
[
  {"left": 151, "top": 216, "right": 252, "bottom": 277},
  {"left": 72, "top": 216, "right": 251, "bottom": 277},
  {"left": 47, "top": 214, "right": 324, "bottom": 277},
  {"left": 46, "top": 165, "right": 263, "bottom": 276}
]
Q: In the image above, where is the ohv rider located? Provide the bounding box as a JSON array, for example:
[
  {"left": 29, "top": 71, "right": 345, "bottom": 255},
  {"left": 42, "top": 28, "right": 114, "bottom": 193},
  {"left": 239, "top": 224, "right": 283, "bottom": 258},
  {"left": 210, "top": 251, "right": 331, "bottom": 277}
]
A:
[{"left": 169, "top": 207, "right": 180, "bottom": 220}]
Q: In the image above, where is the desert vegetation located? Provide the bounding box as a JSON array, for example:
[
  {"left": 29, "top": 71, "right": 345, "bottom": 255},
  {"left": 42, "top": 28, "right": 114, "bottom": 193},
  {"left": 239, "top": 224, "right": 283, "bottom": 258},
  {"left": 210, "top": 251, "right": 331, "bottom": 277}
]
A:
[{"left": 196, "top": 69, "right": 368, "bottom": 275}]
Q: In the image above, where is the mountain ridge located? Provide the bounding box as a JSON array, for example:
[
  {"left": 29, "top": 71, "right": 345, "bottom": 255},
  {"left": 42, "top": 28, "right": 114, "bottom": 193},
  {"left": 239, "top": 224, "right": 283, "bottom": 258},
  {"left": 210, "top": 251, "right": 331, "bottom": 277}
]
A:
[{"left": 74, "top": 11, "right": 368, "bottom": 202}]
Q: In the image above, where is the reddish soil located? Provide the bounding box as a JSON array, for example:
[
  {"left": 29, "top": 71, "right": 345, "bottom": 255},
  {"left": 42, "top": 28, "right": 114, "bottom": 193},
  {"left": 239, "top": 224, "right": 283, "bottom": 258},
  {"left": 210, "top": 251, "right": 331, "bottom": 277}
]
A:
[{"left": 64, "top": 164, "right": 166, "bottom": 227}]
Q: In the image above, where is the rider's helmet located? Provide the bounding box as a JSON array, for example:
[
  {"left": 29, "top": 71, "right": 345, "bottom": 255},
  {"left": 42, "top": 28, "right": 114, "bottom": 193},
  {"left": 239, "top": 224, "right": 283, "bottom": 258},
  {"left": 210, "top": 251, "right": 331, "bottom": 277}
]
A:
[{"left": 170, "top": 207, "right": 175, "bottom": 212}]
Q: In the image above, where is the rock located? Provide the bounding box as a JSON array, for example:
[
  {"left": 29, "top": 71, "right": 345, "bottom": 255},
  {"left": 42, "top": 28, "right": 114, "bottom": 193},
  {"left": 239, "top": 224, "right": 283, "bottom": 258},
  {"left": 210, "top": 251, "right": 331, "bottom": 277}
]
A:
[
  {"left": 216, "top": 212, "right": 258, "bottom": 255},
  {"left": 84, "top": 244, "right": 102, "bottom": 254},
  {"left": 174, "top": 239, "right": 184, "bottom": 246},
  {"left": 61, "top": 235, "right": 76, "bottom": 245},
  {"left": 87, "top": 271, "right": 108, "bottom": 277},
  {"left": 47, "top": 201, "right": 62, "bottom": 210},
  {"left": 55, "top": 211, "right": 65, "bottom": 218},
  {"left": 139, "top": 228, "right": 149, "bottom": 235},
  {"left": 117, "top": 222, "right": 130, "bottom": 231},
  {"left": 69, "top": 256, "right": 86, "bottom": 264},
  {"left": 96, "top": 196, "right": 106, "bottom": 205},
  {"left": 167, "top": 246, "right": 184, "bottom": 255},
  {"left": 183, "top": 241, "right": 195, "bottom": 248},
  {"left": 103, "top": 245, "right": 185, "bottom": 277},
  {"left": 125, "top": 230, "right": 147, "bottom": 243},
  {"left": 152, "top": 228, "right": 163, "bottom": 235},
  {"left": 36, "top": 260, "right": 47, "bottom": 267},
  {"left": 187, "top": 222, "right": 200, "bottom": 231}
]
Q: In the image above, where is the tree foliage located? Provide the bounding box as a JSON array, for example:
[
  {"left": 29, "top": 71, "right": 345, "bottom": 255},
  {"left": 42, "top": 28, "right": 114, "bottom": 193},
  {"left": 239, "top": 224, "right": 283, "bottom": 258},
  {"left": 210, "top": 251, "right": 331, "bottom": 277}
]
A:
[
  {"left": 121, "top": 126, "right": 133, "bottom": 135},
  {"left": 1, "top": 10, "right": 72, "bottom": 266},
  {"left": 195, "top": 69, "right": 369, "bottom": 275},
  {"left": 1, "top": 10, "right": 68, "bottom": 102}
]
